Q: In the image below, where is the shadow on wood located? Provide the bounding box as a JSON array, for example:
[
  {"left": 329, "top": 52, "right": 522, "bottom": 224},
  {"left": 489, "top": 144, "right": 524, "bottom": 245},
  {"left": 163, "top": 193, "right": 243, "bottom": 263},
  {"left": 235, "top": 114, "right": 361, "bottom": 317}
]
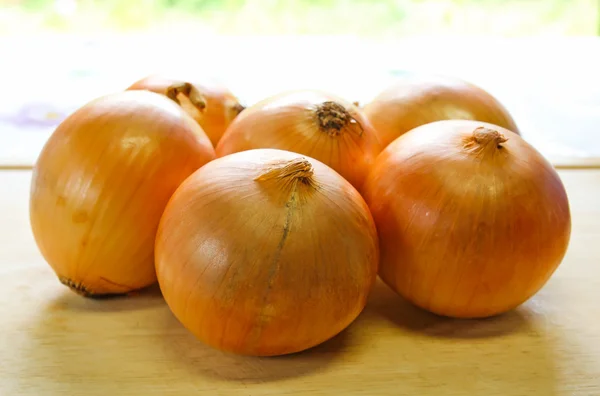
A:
[
  {"left": 156, "top": 307, "right": 355, "bottom": 383},
  {"left": 46, "top": 282, "right": 165, "bottom": 313},
  {"left": 363, "top": 279, "right": 531, "bottom": 339}
]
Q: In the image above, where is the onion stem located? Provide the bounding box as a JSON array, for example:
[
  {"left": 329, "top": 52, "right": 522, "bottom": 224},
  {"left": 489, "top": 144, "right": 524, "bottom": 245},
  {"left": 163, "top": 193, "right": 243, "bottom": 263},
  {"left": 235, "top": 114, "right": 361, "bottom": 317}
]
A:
[
  {"left": 255, "top": 158, "right": 316, "bottom": 188},
  {"left": 229, "top": 99, "right": 246, "bottom": 116},
  {"left": 166, "top": 82, "right": 207, "bottom": 113},
  {"left": 463, "top": 126, "right": 508, "bottom": 157},
  {"left": 315, "top": 101, "right": 364, "bottom": 137}
]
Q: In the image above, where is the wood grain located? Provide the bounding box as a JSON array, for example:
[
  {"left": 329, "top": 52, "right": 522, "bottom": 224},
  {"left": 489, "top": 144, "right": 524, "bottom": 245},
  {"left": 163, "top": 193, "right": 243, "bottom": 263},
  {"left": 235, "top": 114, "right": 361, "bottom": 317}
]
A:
[{"left": 1, "top": 169, "right": 599, "bottom": 395}]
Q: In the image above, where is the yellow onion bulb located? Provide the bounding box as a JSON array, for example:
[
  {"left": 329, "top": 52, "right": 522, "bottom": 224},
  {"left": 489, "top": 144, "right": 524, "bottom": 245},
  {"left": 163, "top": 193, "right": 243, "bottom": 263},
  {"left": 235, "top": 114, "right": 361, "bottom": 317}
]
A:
[
  {"left": 30, "top": 91, "right": 216, "bottom": 297},
  {"left": 155, "top": 148, "right": 379, "bottom": 356},
  {"left": 127, "top": 74, "right": 245, "bottom": 147},
  {"left": 215, "top": 90, "right": 382, "bottom": 190},
  {"left": 363, "top": 120, "right": 571, "bottom": 318},
  {"left": 363, "top": 74, "right": 520, "bottom": 148}
]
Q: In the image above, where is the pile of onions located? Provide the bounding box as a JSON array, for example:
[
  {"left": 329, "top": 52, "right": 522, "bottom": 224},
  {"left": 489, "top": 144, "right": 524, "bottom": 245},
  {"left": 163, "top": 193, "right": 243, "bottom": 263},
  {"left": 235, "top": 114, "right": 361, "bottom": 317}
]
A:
[
  {"left": 155, "top": 148, "right": 379, "bottom": 356},
  {"left": 215, "top": 90, "right": 382, "bottom": 190},
  {"left": 363, "top": 74, "right": 520, "bottom": 148},
  {"left": 30, "top": 91, "right": 216, "bottom": 297},
  {"left": 363, "top": 120, "right": 571, "bottom": 318},
  {"left": 127, "top": 74, "right": 245, "bottom": 146}
]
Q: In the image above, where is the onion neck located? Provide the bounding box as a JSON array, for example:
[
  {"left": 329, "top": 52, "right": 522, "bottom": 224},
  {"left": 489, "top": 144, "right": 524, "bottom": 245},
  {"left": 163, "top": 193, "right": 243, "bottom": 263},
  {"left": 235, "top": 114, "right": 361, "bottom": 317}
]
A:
[
  {"left": 255, "top": 158, "right": 317, "bottom": 190},
  {"left": 463, "top": 127, "right": 508, "bottom": 157},
  {"left": 232, "top": 101, "right": 245, "bottom": 116},
  {"left": 226, "top": 98, "right": 246, "bottom": 122},
  {"left": 166, "top": 82, "right": 207, "bottom": 113},
  {"left": 315, "top": 101, "right": 363, "bottom": 137}
]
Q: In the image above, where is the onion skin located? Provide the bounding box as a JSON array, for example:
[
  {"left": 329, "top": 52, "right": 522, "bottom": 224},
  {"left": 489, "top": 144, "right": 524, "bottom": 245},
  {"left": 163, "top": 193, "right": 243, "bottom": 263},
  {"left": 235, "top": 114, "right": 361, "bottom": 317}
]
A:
[
  {"left": 363, "top": 74, "right": 520, "bottom": 149},
  {"left": 363, "top": 120, "right": 571, "bottom": 318},
  {"left": 215, "top": 90, "right": 382, "bottom": 190},
  {"left": 127, "top": 75, "right": 245, "bottom": 147},
  {"left": 155, "top": 148, "right": 379, "bottom": 356},
  {"left": 30, "top": 91, "right": 216, "bottom": 297}
]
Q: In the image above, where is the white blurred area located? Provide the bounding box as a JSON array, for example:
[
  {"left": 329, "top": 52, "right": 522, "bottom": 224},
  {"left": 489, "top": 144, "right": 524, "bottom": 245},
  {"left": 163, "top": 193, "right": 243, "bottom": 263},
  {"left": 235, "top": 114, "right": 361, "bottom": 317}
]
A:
[
  {"left": 53, "top": 0, "right": 77, "bottom": 17},
  {"left": 1, "top": 0, "right": 599, "bottom": 166}
]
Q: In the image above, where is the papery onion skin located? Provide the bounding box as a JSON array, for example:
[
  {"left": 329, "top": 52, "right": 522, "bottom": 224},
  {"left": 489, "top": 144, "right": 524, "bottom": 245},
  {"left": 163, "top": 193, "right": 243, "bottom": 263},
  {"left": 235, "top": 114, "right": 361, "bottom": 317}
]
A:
[
  {"left": 127, "top": 74, "right": 245, "bottom": 147},
  {"left": 30, "top": 91, "right": 216, "bottom": 297},
  {"left": 363, "top": 74, "right": 520, "bottom": 149},
  {"left": 155, "top": 148, "right": 379, "bottom": 356},
  {"left": 363, "top": 120, "right": 571, "bottom": 318},
  {"left": 215, "top": 90, "right": 382, "bottom": 190}
]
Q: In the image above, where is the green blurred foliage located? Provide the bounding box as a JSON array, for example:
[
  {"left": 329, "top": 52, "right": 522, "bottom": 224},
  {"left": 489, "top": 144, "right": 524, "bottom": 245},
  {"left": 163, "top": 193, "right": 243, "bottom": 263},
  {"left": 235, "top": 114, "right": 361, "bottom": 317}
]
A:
[
  {"left": 1, "top": 0, "right": 598, "bottom": 36},
  {"left": 160, "top": 0, "right": 246, "bottom": 11}
]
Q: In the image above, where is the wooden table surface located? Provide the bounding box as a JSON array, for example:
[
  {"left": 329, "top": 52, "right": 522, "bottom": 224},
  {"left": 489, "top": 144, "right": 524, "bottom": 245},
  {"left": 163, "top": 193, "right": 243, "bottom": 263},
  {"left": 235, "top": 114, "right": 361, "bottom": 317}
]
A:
[{"left": 1, "top": 168, "right": 599, "bottom": 395}]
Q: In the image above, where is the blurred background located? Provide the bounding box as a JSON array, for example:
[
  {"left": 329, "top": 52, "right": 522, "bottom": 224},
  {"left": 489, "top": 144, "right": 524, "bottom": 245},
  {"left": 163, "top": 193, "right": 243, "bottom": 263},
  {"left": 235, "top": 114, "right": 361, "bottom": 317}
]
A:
[
  {"left": 1, "top": 0, "right": 599, "bottom": 166},
  {"left": 3, "top": 0, "right": 597, "bottom": 36}
]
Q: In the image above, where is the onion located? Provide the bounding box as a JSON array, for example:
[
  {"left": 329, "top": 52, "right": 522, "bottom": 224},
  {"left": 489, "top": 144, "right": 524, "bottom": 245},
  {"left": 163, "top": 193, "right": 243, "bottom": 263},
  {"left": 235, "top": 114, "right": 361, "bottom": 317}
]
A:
[
  {"left": 155, "top": 148, "right": 379, "bottom": 356},
  {"left": 215, "top": 90, "right": 382, "bottom": 190},
  {"left": 363, "top": 120, "right": 571, "bottom": 318},
  {"left": 127, "top": 74, "right": 245, "bottom": 146},
  {"left": 30, "top": 91, "right": 216, "bottom": 297},
  {"left": 363, "top": 74, "right": 520, "bottom": 148}
]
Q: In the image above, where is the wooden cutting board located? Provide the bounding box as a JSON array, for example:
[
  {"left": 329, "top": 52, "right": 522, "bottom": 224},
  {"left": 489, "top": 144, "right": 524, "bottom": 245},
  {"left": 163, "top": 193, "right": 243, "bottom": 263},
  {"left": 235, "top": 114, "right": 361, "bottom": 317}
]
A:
[{"left": 1, "top": 169, "right": 599, "bottom": 396}]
